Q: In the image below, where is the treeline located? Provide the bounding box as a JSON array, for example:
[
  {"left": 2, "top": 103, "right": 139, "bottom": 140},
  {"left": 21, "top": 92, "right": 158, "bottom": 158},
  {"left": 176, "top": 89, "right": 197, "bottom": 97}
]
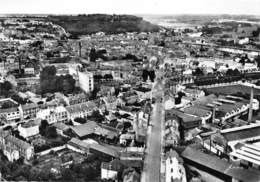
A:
[
  {"left": 40, "top": 66, "right": 76, "bottom": 95},
  {"left": 46, "top": 14, "right": 159, "bottom": 35}
]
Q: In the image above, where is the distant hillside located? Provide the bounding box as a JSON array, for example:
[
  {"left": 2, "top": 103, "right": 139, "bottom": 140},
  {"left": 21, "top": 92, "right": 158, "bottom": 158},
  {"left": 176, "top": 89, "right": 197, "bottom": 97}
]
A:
[{"left": 47, "top": 14, "right": 160, "bottom": 35}]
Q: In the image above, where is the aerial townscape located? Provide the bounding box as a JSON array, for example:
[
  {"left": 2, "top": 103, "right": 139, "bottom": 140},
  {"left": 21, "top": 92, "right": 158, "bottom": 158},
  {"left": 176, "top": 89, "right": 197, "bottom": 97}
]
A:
[{"left": 1, "top": 2, "right": 260, "bottom": 182}]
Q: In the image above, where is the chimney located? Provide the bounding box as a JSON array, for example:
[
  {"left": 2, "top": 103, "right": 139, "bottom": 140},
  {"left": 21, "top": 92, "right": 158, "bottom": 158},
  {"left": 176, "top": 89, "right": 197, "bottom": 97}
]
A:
[
  {"left": 18, "top": 55, "right": 22, "bottom": 75},
  {"left": 78, "top": 42, "right": 82, "bottom": 57},
  {"left": 135, "top": 112, "right": 139, "bottom": 141},
  {"left": 248, "top": 86, "right": 254, "bottom": 123},
  {"left": 212, "top": 104, "right": 216, "bottom": 123}
]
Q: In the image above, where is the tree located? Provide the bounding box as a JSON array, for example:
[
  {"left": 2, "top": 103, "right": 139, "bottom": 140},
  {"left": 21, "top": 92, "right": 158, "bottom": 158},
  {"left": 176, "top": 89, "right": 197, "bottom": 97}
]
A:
[
  {"left": 0, "top": 81, "right": 12, "bottom": 96},
  {"left": 74, "top": 117, "right": 86, "bottom": 124},
  {"left": 193, "top": 68, "right": 204, "bottom": 76},
  {"left": 45, "top": 126, "right": 57, "bottom": 138},
  {"left": 142, "top": 70, "right": 149, "bottom": 82},
  {"left": 39, "top": 120, "right": 49, "bottom": 136},
  {"left": 89, "top": 48, "right": 97, "bottom": 62},
  {"left": 62, "top": 75, "right": 76, "bottom": 94},
  {"left": 252, "top": 28, "right": 260, "bottom": 37},
  {"left": 149, "top": 70, "right": 155, "bottom": 82},
  {"left": 255, "top": 55, "right": 260, "bottom": 68},
  {"left": 103, "top": 74, "right": 113, "bottom": 80},
  {"left": 226, "top": 69, "right": 234, "bottom": 76}
]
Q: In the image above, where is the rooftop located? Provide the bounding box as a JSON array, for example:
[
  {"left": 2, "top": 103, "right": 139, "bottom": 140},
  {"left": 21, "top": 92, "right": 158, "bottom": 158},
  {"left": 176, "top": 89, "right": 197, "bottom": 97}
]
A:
[{"left": 221, "top": 123, "right": 260, "bottom": 142}]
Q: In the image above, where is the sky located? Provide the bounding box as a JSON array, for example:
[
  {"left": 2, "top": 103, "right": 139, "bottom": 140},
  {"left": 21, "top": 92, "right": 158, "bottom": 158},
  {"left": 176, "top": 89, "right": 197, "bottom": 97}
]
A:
[{"left": 0, "top": 0, "right": 260, "bottom": 15}]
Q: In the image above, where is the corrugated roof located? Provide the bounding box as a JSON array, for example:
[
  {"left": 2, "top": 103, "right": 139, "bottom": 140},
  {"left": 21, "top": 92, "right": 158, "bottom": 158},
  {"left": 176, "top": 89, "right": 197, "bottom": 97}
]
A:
[
  {"left": 70, "top": 121, "right": 98, "bottom": 137},
  {"left": 90, "top": 143, "right": 119, "bottom": 158},
  {"left": 181, "top": 147, "right": 230, "bottom": 173},
  {"left": 181, "top": 147, "right": 260, "bottom": 182},
  {"left": 184, "top": 106, "right": 211, "bottom": 118},
  {"left": 221, "top": 123, "right": 260, "bottom": 142}
]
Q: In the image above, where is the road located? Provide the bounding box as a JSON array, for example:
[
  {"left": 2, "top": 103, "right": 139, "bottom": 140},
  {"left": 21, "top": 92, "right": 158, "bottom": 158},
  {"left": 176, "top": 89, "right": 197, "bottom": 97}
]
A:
[{"left": 142, "top": 71, "right": 165, "bottom": 182}]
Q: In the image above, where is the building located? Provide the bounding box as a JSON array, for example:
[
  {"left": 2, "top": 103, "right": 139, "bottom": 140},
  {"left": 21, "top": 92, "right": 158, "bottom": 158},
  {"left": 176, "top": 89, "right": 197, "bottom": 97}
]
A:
[
  {"left": 78, "top": 71, "right": 94, "bottom": 93},
  {"left": 0, "top": 107, "right": 21, "bottom": 123},
  {"left": 165, "top": 150, "right": 186, "bottom": 182},
  {"left": 66, "top": 101, "right": 96, "bottom": 120},
  {"left": 183, "top": 106, "right": 212, "bottom": 124},
  {"left": 19, "top": 103, "right": 39, "bottom": 119},
  {"left": 18, "top": 119, "right": 41, "bottom": 139},
  {"left": 0, "top": 98, "right": 20, "bottom": 122},
  {"left": 24, "top": 67, "right": 35, "bottom": 75},
  {"left": 166, "top": 109, "right": 202, "bottom": 130},
  {"left": 53, "top": 122, "right": 70, "bottom": 135},
  {"left": 0, "top": 130, "right": 34, "bottom": 161},
  {"left": 101, "top": 159, "right": 123, "bottom": 180},
  {"left": 70, "top": 121, "right": 120, "bottom": 141},
  {"left": 123, "top": 168, "right": 140, "bottom": 182},
  {"left": 102, "top": 96, "right": 118, "bottom": 111},
  {"left": 36, "top": 106, "right": 68, "bottom": 124},
  {"left": 202, "top": 123, "right": 260, "bottom": 158},
  {"left": 181, "top": 147, "right": 260, "bottom": 182},
  {"left": 230, "top": 142, "right": 260, "bottom": 169}
]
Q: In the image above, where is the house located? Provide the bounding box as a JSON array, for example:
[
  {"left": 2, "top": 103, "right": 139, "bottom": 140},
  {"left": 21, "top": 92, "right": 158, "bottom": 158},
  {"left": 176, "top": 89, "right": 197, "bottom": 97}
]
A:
[
  {"left": 123, "top": 168, "right": 140, "bottom": 182},
  {"left": 0, "top": 130, "right": 34, "bottom": 161},
  {"left": 102, "top": 96, "right": 118, "bottom": 111},
  {"left": 101, "top": 159, "right": 123, "bottom": 181},
  {"left": 36, "top": 106, "right": 68, "bottom": 124},
  {"left": 19, "top": 103, "right": 39, "bottom": 119},
  {"left": 165, "top": 150, "right": 186, "bottom": 182},
  {"left": 66, "top": 101, "right": 96, "bottom": 120},
  {"left": 18, "top": 119, "right": 41, "bottom": 139},
  {"left": 55, "top": 93, "right": 89, "bottom": 106},
  {"left": 24, "top": 67, "right": 35, "bottom": 75},
  {"left": 0, "top": 107, "right": 21, "bottom": 123},
  {"left": 66, "top": 93, "right": 89, "bottom": 105},
  {"left": 78, "top": 71, "right": 94, "bottom": 93},
  {"left": 53, "top": 122, "right": 70, "bottom": 135}
]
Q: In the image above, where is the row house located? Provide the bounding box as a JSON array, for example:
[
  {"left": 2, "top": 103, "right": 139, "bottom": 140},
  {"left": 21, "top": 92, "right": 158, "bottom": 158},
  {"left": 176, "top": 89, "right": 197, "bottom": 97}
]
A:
[
  {"left": 36, "top": 106, "right": 68, "bottom": 124},
  {"left": 0, "top": 107, "right": 21, "bottom": 123},
  {"left": 19, "top": 103, "right": 39, "bottom": 119},
  {"left": 66, "top": 101, "right": 97, "bottom": 120},
  {"left": 0, "top": 130, "right": 34, "bottom": 161}
]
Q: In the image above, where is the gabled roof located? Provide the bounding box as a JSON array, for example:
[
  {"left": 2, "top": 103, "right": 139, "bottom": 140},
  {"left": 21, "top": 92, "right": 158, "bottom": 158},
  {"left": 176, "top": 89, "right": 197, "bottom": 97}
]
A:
[
  {"left": 21, "top": 103, "right": 39, "bottom": 110},
  {"left": 66, "top": 101, "right": 96, "bottom": 114},
  {"left": 5, "top": 134, "right": 32, "bottom": 150},
  {"left": 221, "top": 123, "right": 260, "bottom": 142},
  {"left": 90, "top": 143, "right": 119, "bottom": 158},
  {"left": 70, "top": 121, "right": 98, "bottom": 138},
  {"left": 53, "top": 122, "right": 70, "bottom": 131},
  {"left": 184, "top": 106, "right": 211, "bottom": 118}
]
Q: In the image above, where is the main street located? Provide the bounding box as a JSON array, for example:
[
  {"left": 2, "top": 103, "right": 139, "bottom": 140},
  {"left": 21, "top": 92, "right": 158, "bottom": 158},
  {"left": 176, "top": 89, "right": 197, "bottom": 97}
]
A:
[{"left": 142, "top": 69, "right": 165, "bottom": 182}]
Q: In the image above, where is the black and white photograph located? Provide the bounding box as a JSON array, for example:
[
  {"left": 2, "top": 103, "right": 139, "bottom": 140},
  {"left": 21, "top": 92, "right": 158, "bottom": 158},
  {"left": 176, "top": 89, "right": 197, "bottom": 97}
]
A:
[{"left": 0, "top": 0, "right": 260, "bottom": 181}]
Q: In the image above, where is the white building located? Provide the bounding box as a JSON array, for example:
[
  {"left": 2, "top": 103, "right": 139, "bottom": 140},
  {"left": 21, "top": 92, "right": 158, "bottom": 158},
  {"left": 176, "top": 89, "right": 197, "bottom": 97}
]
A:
[
  {"left": 18, "top": 119, "right": 40, "bottom": 138},
  {"left": 165, "top": 150, "right": 186, "bottom": 182},
  {"left": 24, "top": 67, "right": 35, "bottom": 75},
  {"left": 101, "top": 159, "right": 122, "bottom": 180},
  {"left": 66, "top": 101, "right": 96, "bottom": 120},
  {"left": 78, "top": 71, "right": 94, "bottom": 93},
  {"left": 36, "top": 106, "right": 68, "bottom": 124}
]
